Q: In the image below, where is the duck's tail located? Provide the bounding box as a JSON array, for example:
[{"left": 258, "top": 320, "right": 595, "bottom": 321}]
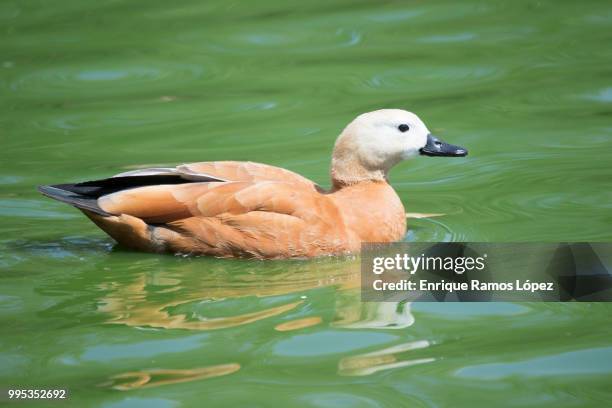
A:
[{"left": 38, "top": 183, "right": 169, "bottom": 251}]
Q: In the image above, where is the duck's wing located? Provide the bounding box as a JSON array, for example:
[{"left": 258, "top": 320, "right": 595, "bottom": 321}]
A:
[
  {"left": 97, "top": 180, "right": 328, "bottom": 225},
  {"left": 95, "top": 180, "right": 341, "bottom": 257},
  {"left": 39, "top": 162, "right": 319, "bottom": 218},
  {"left": 114, "top": 161, "right": 318, "bottom": 190}
]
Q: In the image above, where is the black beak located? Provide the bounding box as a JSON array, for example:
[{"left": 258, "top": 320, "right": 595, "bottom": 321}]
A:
[{"left": 419, "top": 134, "right": 468, "bottom": 157}]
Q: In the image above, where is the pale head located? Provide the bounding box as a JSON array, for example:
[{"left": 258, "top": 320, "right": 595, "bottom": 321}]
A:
[{"left": 331, "top": 109, "right": 467, "bottom": 187}]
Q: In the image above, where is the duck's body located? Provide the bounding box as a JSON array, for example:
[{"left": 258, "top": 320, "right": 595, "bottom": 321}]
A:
[{"left": 39, "top": 109, "right": 466, "bottom": 258}]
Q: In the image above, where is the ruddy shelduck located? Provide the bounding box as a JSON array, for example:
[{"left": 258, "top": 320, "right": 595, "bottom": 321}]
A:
[{"left": 39, "top": 109, "right": 467, "bottom": 258}]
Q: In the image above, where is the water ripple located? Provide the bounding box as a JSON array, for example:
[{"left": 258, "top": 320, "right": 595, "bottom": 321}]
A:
[
  {"left": 207, "top": 28, "right": 361, "bottom": 54},
  {"left": 8, "top": 62, "right": 210, "bottom": 98},
  {"left": 417, "top": 33, "right": 477, "bottom": 43},
  {"left": 0, "top": 199, "right": 78, "bottom": 219},
  {"left": 585, "top": 87, "right": 612, "bottom": 103},
  {"left": 366, "top": 65, "right": 504, "bottom": 94}
]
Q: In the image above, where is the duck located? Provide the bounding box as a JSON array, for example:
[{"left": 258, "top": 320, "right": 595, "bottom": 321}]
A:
[{"left": 38, "top": 109, "right": 467, "bottom": 259}]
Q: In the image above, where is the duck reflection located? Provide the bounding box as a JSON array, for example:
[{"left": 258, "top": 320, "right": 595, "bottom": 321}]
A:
[
  {"left": 99, "top": 271, "right": 304, "bottom": 330},
  {"left": 93, "top": 255, "right": 423, "bottom": 385},
  {"left": 96, "top": 255, "right": 414, "bottom": 332}
]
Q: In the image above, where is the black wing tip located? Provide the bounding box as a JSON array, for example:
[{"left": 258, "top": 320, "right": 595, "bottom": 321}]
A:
[
  {"left": 37, "top": 185, "right": 111, "bottom": 216},
  {"left": 37, "top": 184, "right": 66, "bottom": 198}
]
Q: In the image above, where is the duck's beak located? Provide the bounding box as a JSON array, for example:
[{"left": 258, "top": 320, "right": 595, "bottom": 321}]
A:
[{"left": 420, "top": 134, "right": 468, "bottom": 157}]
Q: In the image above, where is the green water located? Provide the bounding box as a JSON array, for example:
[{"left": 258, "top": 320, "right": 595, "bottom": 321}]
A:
[{"left": 2, "top": 0, "right": 612, "bottom": 406}]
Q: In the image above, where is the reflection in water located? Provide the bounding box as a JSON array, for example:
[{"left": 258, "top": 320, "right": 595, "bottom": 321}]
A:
[
  {"left": 333, "top": 296, "right": 414, "bottom": 330},
  {"left": 102, "top": 364, "right": 240, "bottom": 390},
  {"left": 97, "top": 256, "right": 415, "bottom": 332},
  {"left": 275, "top": 316, "right": 323, "bottom": 332},
  {"left": 92, "top": 256, "right": 428, "bottom": 387},
  {"left": 339, "top": 340, "right": 434, "bottom": 376},
  {"left": 99, "top": 273, "right": 304, "bottom": 330}
]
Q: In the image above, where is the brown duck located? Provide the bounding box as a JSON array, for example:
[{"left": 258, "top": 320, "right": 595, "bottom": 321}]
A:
[{"left": 39, "top": 109, "right": 467, "bottom": 258}]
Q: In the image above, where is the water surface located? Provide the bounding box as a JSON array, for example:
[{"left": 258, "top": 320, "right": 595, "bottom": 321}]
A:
[{"left": 1, "top": 0, "right": 612, "bottom": 406}]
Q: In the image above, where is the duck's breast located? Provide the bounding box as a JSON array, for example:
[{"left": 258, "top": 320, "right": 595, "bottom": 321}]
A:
[{"left": 330, "top": 182, "right": 406, "bottom": 243}]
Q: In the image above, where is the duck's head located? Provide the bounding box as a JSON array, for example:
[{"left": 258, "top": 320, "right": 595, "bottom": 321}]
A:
[{"left": 331, "top": 109, "right": 467, "bottom": 187}]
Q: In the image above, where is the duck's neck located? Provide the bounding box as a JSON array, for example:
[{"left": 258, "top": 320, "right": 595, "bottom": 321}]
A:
[{"left": 330, "top": 147, "right": 388, "bottom": 190}]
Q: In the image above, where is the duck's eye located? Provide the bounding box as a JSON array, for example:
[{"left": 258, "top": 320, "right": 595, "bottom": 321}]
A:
[{"left": 398, "top": 124, "right": 410, "bottom": 132}]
